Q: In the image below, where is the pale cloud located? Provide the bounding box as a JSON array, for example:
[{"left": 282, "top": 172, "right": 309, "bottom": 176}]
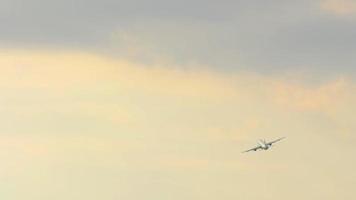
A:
[
  {"left": 272, "top": 77, "right": 353, "bottom": 112},
  {"left": 0, "top": 49, "right": 237, "bottom": 99},
  {"left": 0, "top": 49, "right": 355, "bottom": 200},
  {"left": 271, "top": 77, "right": 356, "bottom": 133},
  {"left": 320, "top": 0, "right": 356, "bottom": 16},
  {"left": 0, "top": 48, "right": 354, "bottom": 136}
]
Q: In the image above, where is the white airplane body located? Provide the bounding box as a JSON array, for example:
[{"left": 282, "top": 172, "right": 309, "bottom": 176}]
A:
[{"left": 242, "top": 137, "right": 285, "bottom": 153}]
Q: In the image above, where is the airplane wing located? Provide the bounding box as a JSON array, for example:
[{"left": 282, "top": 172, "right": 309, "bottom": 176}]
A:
[
  {"left": 266, "top": 137, "right": 285, "bottom": 145},
  {"left": 242, "top": 145, "right": 262, "bottom": 153}
]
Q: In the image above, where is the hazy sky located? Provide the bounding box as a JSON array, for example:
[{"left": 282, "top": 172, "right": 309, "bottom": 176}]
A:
[{"left": 0, "top": 1, "right": 355, "bottom": 200}]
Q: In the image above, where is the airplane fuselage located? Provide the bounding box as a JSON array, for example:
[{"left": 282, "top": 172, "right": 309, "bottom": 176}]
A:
[{"left": 258, "top": 140, "right": 270, "bottom": 150}]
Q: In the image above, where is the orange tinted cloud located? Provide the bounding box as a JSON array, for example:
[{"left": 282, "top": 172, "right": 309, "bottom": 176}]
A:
[
  {"left": 0, "top": 49, "right": 241, "bottom": 100},
  {"left": 320, "top": 0, "right": 356, "bottom": 16},
  {"left": 272, "top": 78, "right": 353, "bottom": 112}
]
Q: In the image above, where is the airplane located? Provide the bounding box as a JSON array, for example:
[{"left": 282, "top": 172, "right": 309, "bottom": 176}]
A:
[{"left": 242, "top": 137, "right": 285, "bottom": 153}]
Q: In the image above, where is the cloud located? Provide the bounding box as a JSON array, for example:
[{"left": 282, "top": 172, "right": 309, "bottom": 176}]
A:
[
  {"left": 0, "top": 49, "right": 354, "bottom": 134},
  {"left": 1, "top": 0, "right": 356, "bottom": 76},
  {"left": 320, "top": 0, "right": 356, "bottom": 16},
  {"left": 0, "top": 49, "right": 238, "bottom": 99},
  {"left": 272, "top": 77, "right": 353, "bottom": 112},
  {"left": 0, "top": 48, "right": 355, "bottom": 199}
]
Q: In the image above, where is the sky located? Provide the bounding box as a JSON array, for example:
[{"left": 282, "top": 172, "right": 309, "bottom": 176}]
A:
[{"left": 0, "top": 0, "right": 355, "bottom": 200}]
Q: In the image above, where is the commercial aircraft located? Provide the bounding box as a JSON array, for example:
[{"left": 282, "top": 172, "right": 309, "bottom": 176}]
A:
[{"left": 242, "top": 137, "right": 285, "bottom": 153}]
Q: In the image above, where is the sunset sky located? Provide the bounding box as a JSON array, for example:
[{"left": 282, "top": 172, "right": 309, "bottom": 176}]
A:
[{"left": 0, "top": 1, "right": 355, "bottom": 199}]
